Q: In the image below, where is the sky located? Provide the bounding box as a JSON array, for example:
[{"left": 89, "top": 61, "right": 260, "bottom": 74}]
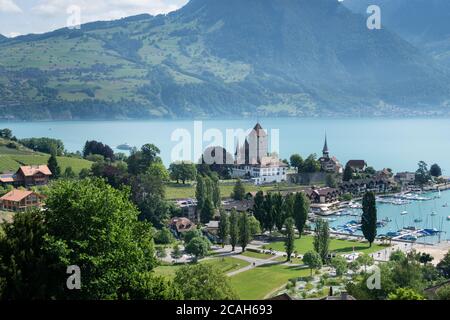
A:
[{"left": 0, "top": 0, "right": 189, "bottom": 37}]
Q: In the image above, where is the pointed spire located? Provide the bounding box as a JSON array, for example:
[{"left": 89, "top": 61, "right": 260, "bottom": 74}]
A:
[{"left": 323, "top": 133, "right": 329, "bottom": 156}]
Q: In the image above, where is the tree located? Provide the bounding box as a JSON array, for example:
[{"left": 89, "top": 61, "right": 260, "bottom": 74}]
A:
[
  {"left": 201, "top": 199, "right": 215, "bottom": 224},
  {"left": 229, "top": 209, "right": 239, "bottom": 251},
  {"left": 303, "top": 251, "right": 323, "bottom": 276},
  {"left": 364, "top": 166, "right": 376, "bottom": 175},
  {"left": 185, "top": 237, "right": 210, "bottom": 263},
  {"left": 231, "top": 179, "right": 246, "bottom": 200},
  {"left": 248, "top": 216, "right": 261, "bottom": 237},
  {"left": 155, "top": 227, "right": 175, "bottom": 245},
  {"left": 253, "top": 191, "right": 265, "bottom": 229},
  {"left": 343, "top": 164, "right": 353, "bottom": 182},
  {"left": 195, "top": 175, "right": 206, "bottom": 214},
  {"left": 126, "top": 144, "right": 161, "bottom": 175},
  {"left": 430, "top": 163, "right": 442, "bottom": 177},
  {"left": 436, "top": 285, "right": 450, "bottom": 300},
  {"left": 387, "top": 288, "right": 424, "bottom": 300},
  {"left": 290, "top": 154, "right": 304, "bottom": 173},
  {"left": 0, "top": 128, "right": 13, "bottom": 139},
  {"left": 362, "top": 192, "right": 377, "bottom": 247},
  {"left": 331, "top": 256, "right": 348, "bottom": 276},
  {"left": 325, "top": 174, "right": 337, "bottom": 188},
  {"left": 437, "top": 250, "right": 450, "bottom": 278},
  {"left": 356, "top": 253, "right": 374, "bottom": 272},
  {"left": 0, "top": 178, "right": 177, "bottom": 300},
  {"left": 131, "top": 163, "right": 171, "bottom": 228},
  {"left": 238, "top": 212, "right": 251, "bottom": 252},
  {"left": 218, "top": 211, "right": 230, "bottom": 247},
  {"left": 47, "top": 151, "right": 61, "bottom": 179},
  {"left": 419, "top": 253, "right": 434, "bottom": 265},
  {"left": 171, "top": 244, "right": 183, "bottom": 263},
  {"left": 302, "top": 154, "right": 321, "bottom": 173},
  {"left": 263, "top": 193, "right": 275, "bottom": 233},
  {"left": 62, "top": 166, "right": 76, "bottom": 179},
  {"left": 313, "top": 218, "right": 330, "bottom": 263},
  {"left": 273, "top": 193, "right": 285, "bottom": 232},
  {"left": 156, "top": 246, "right": 167, "bottom": 259},
  {"left": 83, "top": 140, "right": 114, "bottom": 160},
  {"left": 211, "top": 175, "right": 221, "bottom": 208},
  {"left": 174, "top": 264, "right": 238, "bottom": 300},
  {"left": 169, "top": 161, "right": 197, "bottom": 184},
  {"left": 284, "top": 218, "right": 295, "bottom": 261},
  {"left": 293, "top": 192, "right": 309, "bottom": 238},
  {"left": 415, "top": 161, "right": 431, "bottom": 188}
]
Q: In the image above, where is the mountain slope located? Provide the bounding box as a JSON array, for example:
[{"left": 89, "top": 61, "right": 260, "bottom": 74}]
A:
[
  {"left": 0, "top": 0, "right": 449, "bottom": 120},
  {"left": 345, "top": 0, "right": 450, "bottom": 67}
]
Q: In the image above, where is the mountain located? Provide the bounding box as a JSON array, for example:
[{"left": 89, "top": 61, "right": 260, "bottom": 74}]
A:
[
  {"left": 1, "top": 0, "right": 449, "bottom": 120},
  {"left": 344, "top": 0, "right": 450, "bottom": 67}
]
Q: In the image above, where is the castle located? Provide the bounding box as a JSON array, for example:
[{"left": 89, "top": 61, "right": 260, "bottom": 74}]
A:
[{"left": 231, "top": 123, "right": 288, "bottom": 185}]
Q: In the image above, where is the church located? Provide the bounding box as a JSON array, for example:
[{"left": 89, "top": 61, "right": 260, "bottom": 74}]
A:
[
  {"left": 318, "top": 135, "right": 343, "bottom": 174},
  {"left": 231, "top": 123, "right": 288, "bottom": 185}
]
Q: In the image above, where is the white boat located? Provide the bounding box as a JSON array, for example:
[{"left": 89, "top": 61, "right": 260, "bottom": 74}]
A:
[
  {"left": 431, "top": 211, "right": 437, "bottom": 216},
  {"left": 401, "top": 211, "right": 408, "bottom": 215},
  {"left": 447, "top": 216, "right": 450, "bottom": 221}
]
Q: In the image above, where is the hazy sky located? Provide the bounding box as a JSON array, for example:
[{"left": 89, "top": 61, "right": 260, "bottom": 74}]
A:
[{"left": 0, "top": 0, "right": 189, "bottom": 37}]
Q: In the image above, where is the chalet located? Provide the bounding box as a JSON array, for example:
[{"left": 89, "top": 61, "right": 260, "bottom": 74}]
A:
[
  {"left": 346, "top": 160, "right": 367, "bottom": 173},
  {"left": 169, "top": 217, "right": 196, "bottom": 237},
  {"left": 205, "top": 220, "right": 220, "bottom": 235},
  {"left": 0, "top": 189, "right": 45, "bottom": 212},
  {"left": 318, "top": 135, "right": 343, "bottom": 174},
  {"left": 394, "top": 172, "right": 415, "bottom": 186},
  {"left": 305, "top": 187, "right": 340, "bottom": 204},
  {"left": 0, "top": 165, "right": 52, "bottom": 187},
  {"left": 340, "top": 178, "right": 393, "bottom": 196}
]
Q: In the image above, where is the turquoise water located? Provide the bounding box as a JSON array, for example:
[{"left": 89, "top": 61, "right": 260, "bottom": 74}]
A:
[
  {"left": 328, "top": 190, "right": 450, "bottom": 244},
  {"left": 1, "top": 118, "right": 449, "bottom": 173}
]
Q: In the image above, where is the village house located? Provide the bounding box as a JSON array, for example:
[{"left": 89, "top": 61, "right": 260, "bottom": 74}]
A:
[
  {"left": 169, "top": 217, "right": 196, "bottom": 238},
  {"left": 340, "top": 178, "right": 394, "bottom": 196},
  {"left": 0, "top": 189, "right": 45, "bottom": 212},
  {"left": 205, "top": 220, "right": 220, "bottom": 235},
  {"left": 0, "top": 165, "right": 52, "bottom": 187},
  {"left": 345, "top": 160, "right": 367, "bottom": 173},
  {"left": 394, "top": 172, "right": 416, "bottom": 186},
  {"left": 222, "top": 199, "right": 254, "bottom": 214},
  {"left": 174, "top": 198, "right": 198, "bottom": 223},
  {"left": 305, "top": 187, "right": 341, "bottom": 204},
  {"left": 318, "top": 136, "right": 343, "bottom": 174},
  {"left": 231, "top": 123, "right": 288, "bottom": 185}
]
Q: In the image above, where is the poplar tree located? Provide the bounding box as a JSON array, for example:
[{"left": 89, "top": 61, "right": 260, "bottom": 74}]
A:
[{"left": 362, "top": 191, "right": 377, "bottom": 247}]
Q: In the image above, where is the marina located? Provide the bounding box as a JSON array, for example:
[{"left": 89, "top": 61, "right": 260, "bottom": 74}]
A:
[{"left": 324, "top": 189, "right": 450, "bottom": 244}]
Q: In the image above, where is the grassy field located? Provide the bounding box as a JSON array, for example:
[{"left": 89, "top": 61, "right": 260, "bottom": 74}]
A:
[
  {"left": 229, "top": 263, "right": 311, "bottom": 300},
  {"left": 263, "top": 235, "right": 386, "bottom": 256},
  {"left": 240, "top": 251, "right": 274, "bottom": 260},
  {"left": 165, "top": 182, "right": 307, "bottom": 200},
  {"left": 0, "top": 154, "right": 92, "bottom": 174},
  {"left": 154, "top": 257, "right": 250, "bottom": 279}
]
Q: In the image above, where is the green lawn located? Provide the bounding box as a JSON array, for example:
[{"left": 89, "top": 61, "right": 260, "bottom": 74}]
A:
[
  {"left": 264, "top": 235, "right": 386, "bottom": 256},
  {"left": 165, "top": 182, "right": 307, "bottom": 200},
  {"left": 240, "top": 251, "right": 273, "bottom": 260},
  {"left": 154, "top": 257, "right": 250, "bottom": 279},
  {"left": 230, "top": 263, "right": 311, "bottom": 300},
  {"left": 0, "top": 154, "right": 92, "bottom": 174}
]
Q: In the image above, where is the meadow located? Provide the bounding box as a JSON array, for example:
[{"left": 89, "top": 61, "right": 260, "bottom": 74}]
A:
[{"left": 263, "top": 235, "right": 386, "bottom": 256}]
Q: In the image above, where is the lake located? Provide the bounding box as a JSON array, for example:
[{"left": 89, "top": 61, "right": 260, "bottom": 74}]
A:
[{"left": 1, "top": 118, "right": 449, "bottom": 173}]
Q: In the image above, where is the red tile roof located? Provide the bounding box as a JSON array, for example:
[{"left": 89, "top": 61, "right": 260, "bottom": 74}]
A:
[
  {"left": 19, "top": 165, "right": 52, "bottom": 177},
  {"left": 0, "top": 189, "right": 34, "bottom": 202}
]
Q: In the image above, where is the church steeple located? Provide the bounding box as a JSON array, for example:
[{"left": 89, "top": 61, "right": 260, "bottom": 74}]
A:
[{"left": 323, "top": 134, "right": 329, "bottom": 158}]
